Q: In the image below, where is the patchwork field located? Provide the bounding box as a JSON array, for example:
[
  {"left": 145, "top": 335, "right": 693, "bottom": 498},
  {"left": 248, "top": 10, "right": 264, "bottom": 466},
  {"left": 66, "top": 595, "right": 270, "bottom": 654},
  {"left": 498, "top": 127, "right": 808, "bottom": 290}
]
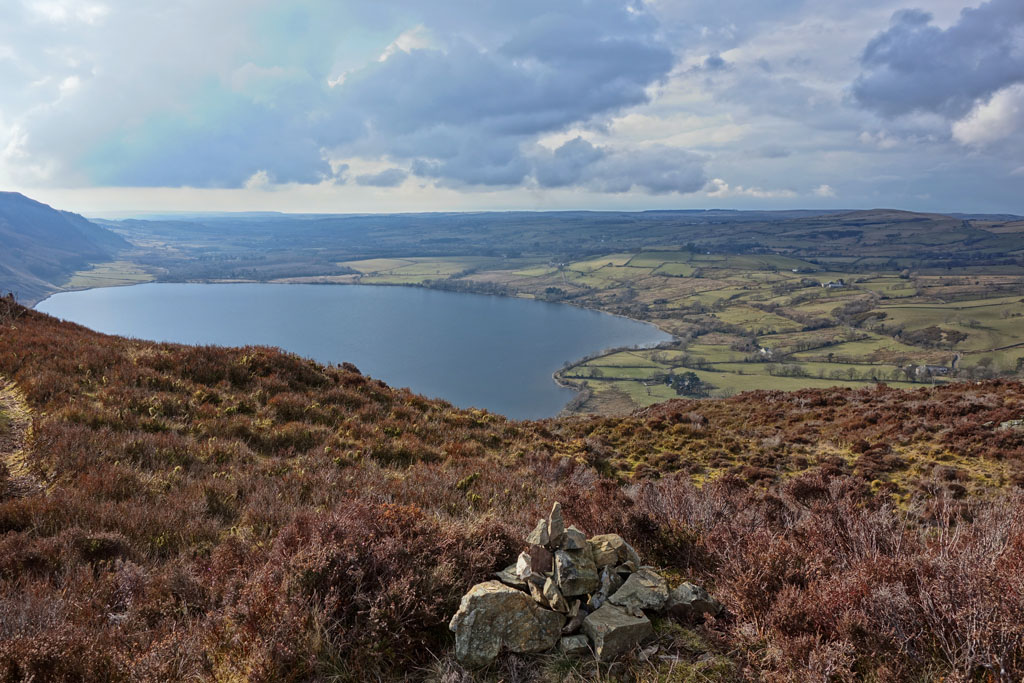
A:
[{"left": 339, "top": 250, "right": 1024, "bottom": 414}]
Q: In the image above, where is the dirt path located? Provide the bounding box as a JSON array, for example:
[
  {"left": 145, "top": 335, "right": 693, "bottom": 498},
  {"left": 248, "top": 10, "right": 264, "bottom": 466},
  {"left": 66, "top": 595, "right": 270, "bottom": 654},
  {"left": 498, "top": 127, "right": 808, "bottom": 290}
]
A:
[{"left": 0, "top": 378, "right": 40, "bottom": 497}]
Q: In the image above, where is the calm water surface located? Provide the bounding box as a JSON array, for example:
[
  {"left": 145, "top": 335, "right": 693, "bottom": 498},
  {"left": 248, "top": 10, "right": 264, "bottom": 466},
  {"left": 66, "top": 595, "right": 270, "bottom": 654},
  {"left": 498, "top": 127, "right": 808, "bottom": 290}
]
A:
[{"left": 36, "top": 283, "right": 672, "bottom": 419}]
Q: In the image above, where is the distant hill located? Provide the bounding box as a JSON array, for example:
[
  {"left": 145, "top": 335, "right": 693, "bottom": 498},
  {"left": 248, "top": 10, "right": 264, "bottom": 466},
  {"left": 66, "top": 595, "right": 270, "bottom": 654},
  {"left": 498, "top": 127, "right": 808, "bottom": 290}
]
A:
[
  {"left": 106, "top": 207, "right": 1024, "bottom": 283},
  {"left": 0, "top": 192, "right": 129, "bottom": 304}
]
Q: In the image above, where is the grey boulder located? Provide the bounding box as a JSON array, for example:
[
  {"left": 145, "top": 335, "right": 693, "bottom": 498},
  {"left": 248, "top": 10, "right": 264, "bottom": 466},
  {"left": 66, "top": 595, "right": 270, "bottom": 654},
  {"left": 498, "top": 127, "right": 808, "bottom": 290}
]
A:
[
  {"left": 588, "top": 533, "right": 642, "bottom": 569},
  {"left": 527, "top": 518, "right": 549, "bottom": 546},
  {"left": 493, "top": 564, "right": 526, "bottom": 588},
  {"left": 608, "top": 568, "right": 670, "bottom": 615},
  {"left": 449, "top": 581, "right": 566, "bottom": 668},
  {"left": 582, "top": 603, "right": 653, "bottom": 660},
  {"left": 667, "top": 582, "right": 723, "bottom": 620},
  {"left": 559, "top": 634, "right": 591, "bottom": 657},
  {"left": 555, "top": 547, "right": 599, "bottom": 597},
  {"left": 563, "top": 525, "right": 587, "bottom": 551}
]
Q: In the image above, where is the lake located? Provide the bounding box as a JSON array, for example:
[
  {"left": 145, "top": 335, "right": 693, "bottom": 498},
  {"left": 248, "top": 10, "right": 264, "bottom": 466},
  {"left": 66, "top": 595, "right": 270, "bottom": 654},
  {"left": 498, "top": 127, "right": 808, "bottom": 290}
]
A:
[{"left": 36, "top": 283, "right": 673, "bottom": 419}]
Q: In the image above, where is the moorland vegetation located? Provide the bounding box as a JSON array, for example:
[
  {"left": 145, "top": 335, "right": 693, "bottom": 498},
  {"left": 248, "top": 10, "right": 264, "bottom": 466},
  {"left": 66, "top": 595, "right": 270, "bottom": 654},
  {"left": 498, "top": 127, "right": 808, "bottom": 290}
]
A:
[{"left": 0, "top": 296, "right": 1022, "bottom": 681}]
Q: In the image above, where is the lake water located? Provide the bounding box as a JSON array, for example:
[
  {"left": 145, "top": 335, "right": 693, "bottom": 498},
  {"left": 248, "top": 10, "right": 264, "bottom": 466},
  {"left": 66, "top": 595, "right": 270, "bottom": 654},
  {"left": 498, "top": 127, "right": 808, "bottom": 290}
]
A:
[{"left": 36, "top": 283, "right": 672, "bottom": 419}]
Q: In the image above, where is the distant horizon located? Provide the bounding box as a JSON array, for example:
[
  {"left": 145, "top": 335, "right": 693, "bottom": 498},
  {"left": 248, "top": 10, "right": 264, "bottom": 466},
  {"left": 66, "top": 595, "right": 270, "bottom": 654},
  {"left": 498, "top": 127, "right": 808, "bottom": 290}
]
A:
[
  {"left": 7, "top": 189, "right": 1018, "bottom": 222},
  {"left": 79, "top": 206, "right": 1019, "bottom": 222}
]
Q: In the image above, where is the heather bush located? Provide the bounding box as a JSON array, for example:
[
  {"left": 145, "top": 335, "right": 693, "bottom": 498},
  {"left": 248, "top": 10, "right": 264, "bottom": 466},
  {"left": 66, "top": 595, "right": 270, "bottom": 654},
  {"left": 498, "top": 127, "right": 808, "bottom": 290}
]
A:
[
  {"left": 233, "top": 501, "right": 519, "bottom": 679},
  {"left": 0, "top": 301, "right": 1022, "bottom": 680}
]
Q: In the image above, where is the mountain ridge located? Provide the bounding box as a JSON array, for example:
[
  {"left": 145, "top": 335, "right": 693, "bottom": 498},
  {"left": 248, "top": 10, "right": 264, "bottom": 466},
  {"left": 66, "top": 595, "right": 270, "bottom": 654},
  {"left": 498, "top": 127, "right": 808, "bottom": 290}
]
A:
[{"left": 0, "top": 192, "right": 129, "bottom": 304}]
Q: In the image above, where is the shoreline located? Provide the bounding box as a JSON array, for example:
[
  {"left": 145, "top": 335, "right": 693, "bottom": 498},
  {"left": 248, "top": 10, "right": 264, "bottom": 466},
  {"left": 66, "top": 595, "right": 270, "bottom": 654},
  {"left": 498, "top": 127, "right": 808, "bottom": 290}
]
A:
[{"left": 33, "top": 277, "right": 676, "bottom": 419}]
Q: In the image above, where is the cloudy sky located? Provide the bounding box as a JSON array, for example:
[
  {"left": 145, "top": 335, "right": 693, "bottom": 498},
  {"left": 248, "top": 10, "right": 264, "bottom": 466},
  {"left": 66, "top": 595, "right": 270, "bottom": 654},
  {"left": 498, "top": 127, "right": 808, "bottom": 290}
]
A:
[{"left": 1, "top": 0, "right": 1022, "bottom": 215}]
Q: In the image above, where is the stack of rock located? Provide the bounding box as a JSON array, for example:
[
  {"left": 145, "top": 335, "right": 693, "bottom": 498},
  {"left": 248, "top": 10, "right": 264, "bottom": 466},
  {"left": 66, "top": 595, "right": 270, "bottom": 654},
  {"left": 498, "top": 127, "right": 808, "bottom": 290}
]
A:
[{"left": 449, "top": 503, "right": 722, "bottom": 668}]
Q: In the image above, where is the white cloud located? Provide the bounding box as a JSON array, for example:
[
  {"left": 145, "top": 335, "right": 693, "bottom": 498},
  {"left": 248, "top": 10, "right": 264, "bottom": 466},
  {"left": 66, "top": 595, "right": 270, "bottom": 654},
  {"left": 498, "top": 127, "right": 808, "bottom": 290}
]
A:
[
  {"left": 859, "top": 130, "right": 901, "bottom": 150},
  {"left": 952, "top": 84, "right": 1024, "bottom": 146},
  {"left": 379, "top": 25, "right": 434, "bottom": 62},
  {"left": 243, "top": 170, "right": 273, "bottom": 190},
  {"left": 27, "top": 0, "right": 109, "bottom": 25},
  {"left": 813, "top": 184, "right": 836, "bottom": 197},
  {"left": 704, "top": 178, "right": 797, "bottom": 199}
]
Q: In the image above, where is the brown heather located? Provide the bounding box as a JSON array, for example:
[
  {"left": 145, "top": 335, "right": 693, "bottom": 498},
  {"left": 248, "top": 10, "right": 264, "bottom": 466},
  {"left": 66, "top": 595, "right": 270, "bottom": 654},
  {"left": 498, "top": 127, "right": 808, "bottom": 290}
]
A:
[{"left": 0, "top": 296, "right": 1022, "bottom": 681}]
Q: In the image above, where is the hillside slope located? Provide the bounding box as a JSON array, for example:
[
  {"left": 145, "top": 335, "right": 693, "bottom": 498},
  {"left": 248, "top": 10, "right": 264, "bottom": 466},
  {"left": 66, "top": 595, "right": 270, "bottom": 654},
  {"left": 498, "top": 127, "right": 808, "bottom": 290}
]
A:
[
  {"left": 0, "top": 192, "right": 129, "bottom": 304},
  {"left": 108, "top": 207, "right": 1024, "bottom": 279},
  {"left": 0, "top": 298, "right": 1021, "bottom": 680}
]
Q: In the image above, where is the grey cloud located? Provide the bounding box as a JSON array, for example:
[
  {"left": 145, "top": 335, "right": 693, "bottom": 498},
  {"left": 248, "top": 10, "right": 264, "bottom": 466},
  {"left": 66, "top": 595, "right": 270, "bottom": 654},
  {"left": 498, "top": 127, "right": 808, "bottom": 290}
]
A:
[
  {"left": 533, "top": 137, "right": 606, "bottom": 188},
  {"left": 852, "top": 0, "right": 1024, "bottom": 118},
  {"left": 330, "top": 1, "right": 685, "bottom": 191},
  {"left": 411, "top": 142, "right": 533, "bottom": 188},
  {"left": 4, "top": 0, "right": 686, "bottom": 193},
  {"left": 586, "top": 146, "right": 707, "bottom": 194},
  {"left": 339, "top": 6, "right": 674, "bottom": 146},
  {"left": 704, "top": 53, "right": 728, "bottom": 71},
  {"left": 755, "top": 145, "right": 791, "bottom": 159},
  {"left": 354, "top": 168, "right": 408, "bottom": 187},
  {"left": 533, "top": 138, "right": 707, "bottom": 195}
]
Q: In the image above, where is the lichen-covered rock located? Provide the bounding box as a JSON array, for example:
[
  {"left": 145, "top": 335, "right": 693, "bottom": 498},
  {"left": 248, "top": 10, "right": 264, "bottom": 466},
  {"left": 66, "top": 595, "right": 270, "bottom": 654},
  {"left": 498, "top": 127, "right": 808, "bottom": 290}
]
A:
[
  {"left": 666, "top": 582, "right": 723, "bottom": 620},
  {"left": 555, "top": 547, "right": 599, "bottom": 597},
  {"left": 608, "top": 568, "right": 669, "bottom": 615},
  {"left": 560, "top": 634, "right": 591, "bottom": 656},
  {"left": 563, "top": 525, "right": 587, "bottom": 551},
  {"left": 562, "top": 599, "right": 586, "bottom": 634},
  {"left": 449, "top": 581, "right": 566, "bottom": 668},
  {"left": 527, "top": 576, "right": 547, "bottom": 605},
  {"left": 547, "top": 502, "right": 566, "bottom": 548},
  {"left": 589, "top": 533, "right": 642, "bottom": 569},
  {"left": 543, "top": 577, "right": 570, "bottom": 613},
  {"left": 494, "top": 564, "right": 527, "bottom": 588},
  {"left": 588, "top": 565, "right": 625, "bottom": 611},
  {"left": 582, "top": 603, "right": 653, "bottom": 660},
  {"left": 527, "top": 518, "right": 549, "bottom": 546}
]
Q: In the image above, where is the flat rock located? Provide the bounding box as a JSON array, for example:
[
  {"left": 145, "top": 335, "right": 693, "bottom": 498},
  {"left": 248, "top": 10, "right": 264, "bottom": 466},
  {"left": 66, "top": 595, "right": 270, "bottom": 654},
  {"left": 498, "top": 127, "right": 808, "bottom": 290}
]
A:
[
  {"left": 450, "top": 581, "right": 566, "bottom": 668},
  {"left": 666, "top": 582, "right": 723, "bottom": 620},
  {"left": 494, "top": 564, "right": 527, "bottom": 588},
  {"left": 608, "top": 568, "right": 669, "bottom": 615},
  {"left": 560, "top": 634, "right": 591, "bottom": 657},
  {"left": 589, "top": 534, "right": 642, "bottom": 569},
  {"left": 555, "top": 547, "right": 599, "bottom": 597},
  {"left": 582, "top": 603, "right": 653, "bottom": 661}
]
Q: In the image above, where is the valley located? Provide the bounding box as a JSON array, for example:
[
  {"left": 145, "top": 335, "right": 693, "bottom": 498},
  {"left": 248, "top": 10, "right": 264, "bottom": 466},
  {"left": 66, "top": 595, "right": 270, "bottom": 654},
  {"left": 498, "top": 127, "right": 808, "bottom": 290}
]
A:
[{"left": 58, "top": 206, "right": 1024, "bottom": 416}]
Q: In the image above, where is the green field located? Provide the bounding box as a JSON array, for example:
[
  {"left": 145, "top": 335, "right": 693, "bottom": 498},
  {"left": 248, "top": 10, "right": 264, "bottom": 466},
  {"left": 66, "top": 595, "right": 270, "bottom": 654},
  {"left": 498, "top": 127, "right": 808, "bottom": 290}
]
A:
[
  {"left": 64, "top": 261, "right": 155, "bottom": 290},
  {"left": 336, "top": 249, "right": 1024, "bottom": 415}
]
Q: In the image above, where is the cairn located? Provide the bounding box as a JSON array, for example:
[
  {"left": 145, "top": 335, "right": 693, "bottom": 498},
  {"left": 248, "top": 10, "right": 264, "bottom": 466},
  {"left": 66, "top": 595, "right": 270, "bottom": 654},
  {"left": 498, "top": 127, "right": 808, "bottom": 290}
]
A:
[{"left": 449, "top": 503, "right": 722, "bottom": 668}]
